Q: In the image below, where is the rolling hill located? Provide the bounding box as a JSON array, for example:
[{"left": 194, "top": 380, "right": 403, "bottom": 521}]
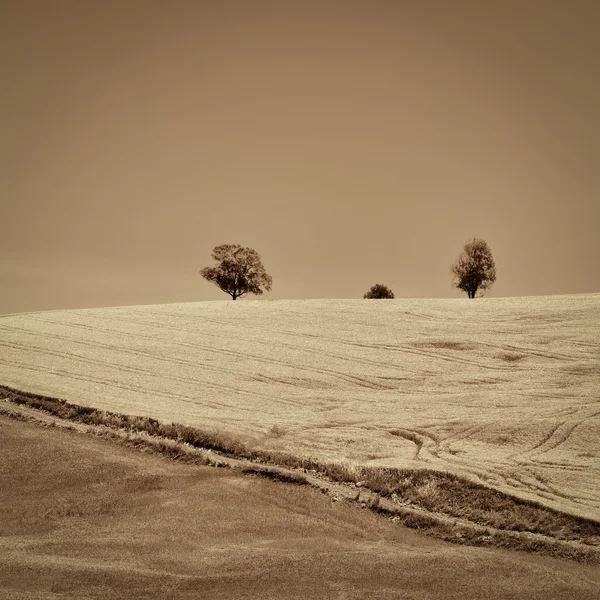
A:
[{"left": 1, "top": 294, "right": 599, "bottom": 522}]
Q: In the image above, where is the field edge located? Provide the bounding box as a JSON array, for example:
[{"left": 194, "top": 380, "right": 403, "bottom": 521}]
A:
[{"left": 2, "top": 383, "right": 600, "bottom": 565}]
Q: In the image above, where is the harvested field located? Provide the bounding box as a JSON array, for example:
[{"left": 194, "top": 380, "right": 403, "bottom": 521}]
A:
[
  {"left": 2, "top": 415, "right": 600, "bottom": 600},
  {"left": 1, "top": 294, "right": 599, "bottom": 525}
]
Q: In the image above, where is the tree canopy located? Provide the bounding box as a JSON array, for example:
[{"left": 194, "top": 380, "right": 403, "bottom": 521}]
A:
[
  {"left": 363, "top": 284, "right": 395, "bottom": 299},
  {"left": 450, "top": 238, "right": 496, "bottom": 299},
  {"left": 200, "top": 244, "right": 272, "bottom": 300}
]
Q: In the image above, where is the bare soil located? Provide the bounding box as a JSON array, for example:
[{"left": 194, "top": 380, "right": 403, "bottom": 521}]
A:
[{"left": 1, "top": 415, "right": 599, "bottom": 600}]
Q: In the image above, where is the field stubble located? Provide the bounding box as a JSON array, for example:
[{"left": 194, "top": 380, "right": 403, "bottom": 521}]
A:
[
  {"left": 4, "top": 414, "right": 600, "bottom": 599},
  {"left": 0, "top": 294, "right": 599, "bottom": 525}
]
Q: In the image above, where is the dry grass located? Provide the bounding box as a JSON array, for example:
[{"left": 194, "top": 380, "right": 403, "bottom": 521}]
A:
[
  {"left": 239, "top": 465, "right": 309, "bottom": 485},
  {"left": 1, "top": 294, "right": 599, "bottom": 524},
  {"left": 269, "top": 424, "right": 288, "bottom": 437},
  {"left": 5, "top": 416, "right": 599, "bottom": 599},
  {"left": 3, "top": 385, "right": 600, "bottom": 563}
]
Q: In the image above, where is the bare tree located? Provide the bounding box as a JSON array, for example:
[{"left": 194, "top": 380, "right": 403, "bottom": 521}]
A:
[
  {"left": 200, "top": 244, "right": 272, "bottom": 300},
  {"left": 363, "top": 284, "right": 395, "bottom": 299},
  {"left": 451, "top": 238, "right": 496, "bottom": 299}
]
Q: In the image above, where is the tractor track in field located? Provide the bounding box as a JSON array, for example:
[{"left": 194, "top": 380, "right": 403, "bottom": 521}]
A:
[
  {"left": 16, "top": 316, "right": 399, "bottom": 392},
  {"left": 1, "top": 296, "right": 599, "bottom": 524}
]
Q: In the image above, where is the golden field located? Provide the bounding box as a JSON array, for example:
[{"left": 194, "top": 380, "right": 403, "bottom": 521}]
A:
[{"left": 1, "top": 294, "right": 599, "bottom": 521}]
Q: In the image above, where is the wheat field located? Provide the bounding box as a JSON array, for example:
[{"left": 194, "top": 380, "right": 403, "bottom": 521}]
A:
[{"left": 1, "top": 294, "right": 599, "bottom": 521}]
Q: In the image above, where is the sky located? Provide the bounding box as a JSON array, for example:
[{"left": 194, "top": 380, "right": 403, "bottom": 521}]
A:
[{"left": 1, "top": 0, "right": 599, "bottom": 314}]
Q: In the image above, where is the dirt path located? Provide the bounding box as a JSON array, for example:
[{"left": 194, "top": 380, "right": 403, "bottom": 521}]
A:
[{"left": 1, "top": 414, "right": 600, "bottom": 599}]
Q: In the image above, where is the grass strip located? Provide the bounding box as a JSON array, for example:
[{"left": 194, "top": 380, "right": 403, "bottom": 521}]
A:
[{"left": 2, "top": 384, "right": 599, "bottom": 562}]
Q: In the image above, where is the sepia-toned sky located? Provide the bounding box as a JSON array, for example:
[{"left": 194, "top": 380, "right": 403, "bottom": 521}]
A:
[{"left": 1, "top": 0, "right": 599, "bottom": 313}]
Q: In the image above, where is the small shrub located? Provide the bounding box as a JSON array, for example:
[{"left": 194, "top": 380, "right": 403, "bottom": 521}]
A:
[{"left": 363, "top": 284, "right": 394, "bottom": 299}]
